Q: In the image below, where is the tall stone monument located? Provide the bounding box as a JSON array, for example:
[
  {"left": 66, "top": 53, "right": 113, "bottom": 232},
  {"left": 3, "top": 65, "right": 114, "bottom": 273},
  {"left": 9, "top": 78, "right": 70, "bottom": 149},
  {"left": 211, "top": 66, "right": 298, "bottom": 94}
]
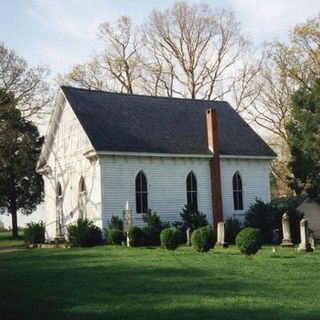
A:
[
  {"left": 298, "top": 219, "right": 313, "bottom": 252},
  {"left": 216, "top": 222, "right": 228, "bottom": 248},
  {"left": 123, "top": 201, "right": 133, "bottom": 247},
  {"left": 281, "top": 213, "right": 294, "bottom": 247}
]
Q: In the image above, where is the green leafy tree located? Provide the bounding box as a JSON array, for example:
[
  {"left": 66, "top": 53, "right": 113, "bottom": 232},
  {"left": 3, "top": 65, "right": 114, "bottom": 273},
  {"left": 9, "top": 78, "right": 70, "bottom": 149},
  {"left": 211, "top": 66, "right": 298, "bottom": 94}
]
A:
[
  {"left": 0, "top": 91, "right": 43, "bottom": 238},
  {"left": 286, "top": 78, "right": 320, "bottom": 202}
]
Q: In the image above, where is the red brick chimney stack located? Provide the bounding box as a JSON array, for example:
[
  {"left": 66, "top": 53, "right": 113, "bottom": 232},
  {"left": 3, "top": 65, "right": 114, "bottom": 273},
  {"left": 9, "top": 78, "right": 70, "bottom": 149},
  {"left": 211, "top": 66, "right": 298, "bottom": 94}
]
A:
[{"left": 206, "top": 108, "right": 224, "bottom": 230}]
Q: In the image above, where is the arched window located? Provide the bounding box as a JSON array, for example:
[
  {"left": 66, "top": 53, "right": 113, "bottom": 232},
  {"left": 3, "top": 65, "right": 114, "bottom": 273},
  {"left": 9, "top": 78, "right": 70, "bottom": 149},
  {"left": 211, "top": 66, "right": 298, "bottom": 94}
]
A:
[
  {"left": 135, "top": 171, "right": 148, "bottom": 213},
  {"left": 233, "top": 172, "right": 243, "bottom": 210},
  {"left": 78, "top": 177, "right": 87, "bottom": 219},
  {"left": 186, "top": 172, "right": 198, "bottom": 211},
  {"left": 57, "top": 182, "right": 62, "bottom": 199}
]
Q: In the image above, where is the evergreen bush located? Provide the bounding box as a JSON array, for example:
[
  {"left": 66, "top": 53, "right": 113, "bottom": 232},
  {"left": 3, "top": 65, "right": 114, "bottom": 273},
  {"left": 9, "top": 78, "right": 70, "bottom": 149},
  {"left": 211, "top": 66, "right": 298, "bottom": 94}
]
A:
[
  {"left": 24, "top": 221, "right": 45, "bottom": 244},
  {"left": 225, "top": 217, "right": 242, "bottom": 244},
  {"left": 67, "top": 219, "right": 103, "bottom": 247},
  {"left": 235, "top": 227, "right": 262, "bottom": 255},
  {"left": 128, "top": 226, "right": 144, "bottom": 247},
  {"left": 244, "top": 199, "right": 303, "bottom": 244},
  {"left": 108, "top": 228, "right": 124, "bottom": 245},
  {"left": 108, "top": 215, "right": 123, "bottom": 231},
  {"left": 143, "top": 226, "right": 160, "bottom": 246},
  {"left": 160, "top": 227, "right": 181, "bottom": 250},
  {"left": 191, "top": 226, "right": 215, "bottom": 253}
]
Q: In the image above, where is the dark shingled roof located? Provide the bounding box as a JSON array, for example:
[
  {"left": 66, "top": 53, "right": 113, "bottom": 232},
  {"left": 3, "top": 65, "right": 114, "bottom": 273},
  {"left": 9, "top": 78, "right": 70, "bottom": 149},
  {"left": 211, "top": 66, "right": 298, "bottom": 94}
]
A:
[{"left": 61, "top": 86, "right": 276, "bottom": 157}]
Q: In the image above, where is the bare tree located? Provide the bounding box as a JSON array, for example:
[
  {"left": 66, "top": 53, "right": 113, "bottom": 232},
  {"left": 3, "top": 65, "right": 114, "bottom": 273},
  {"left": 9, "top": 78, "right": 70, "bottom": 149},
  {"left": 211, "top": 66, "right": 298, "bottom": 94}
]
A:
[
  {"left": 61, "top": 16, "right": 144, "bottom": 94},
  {"left": 61, "top": 2, "right": 261, "bottom": 113},
  {"left": 60, "top": 55, "right": 108, "bottom": 91},
  {"left": 98, "top": 16, "right": 144, "bottom": 94},
  {"left": 143, "top": 2, "right": 261, "bottom": 108},
  {"left": 0, "top": 42, "right": 51, "bottom": 119},
  {"left": 247, "top": 15, "right": 320, "bottom": 196}
]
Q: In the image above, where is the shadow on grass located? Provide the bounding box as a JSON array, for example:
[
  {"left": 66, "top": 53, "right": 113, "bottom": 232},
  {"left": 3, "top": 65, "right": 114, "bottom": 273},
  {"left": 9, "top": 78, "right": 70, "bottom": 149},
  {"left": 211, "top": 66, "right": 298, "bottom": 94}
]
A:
[{"left": 0, "top": 247, "right": 318, "bottom": 320}]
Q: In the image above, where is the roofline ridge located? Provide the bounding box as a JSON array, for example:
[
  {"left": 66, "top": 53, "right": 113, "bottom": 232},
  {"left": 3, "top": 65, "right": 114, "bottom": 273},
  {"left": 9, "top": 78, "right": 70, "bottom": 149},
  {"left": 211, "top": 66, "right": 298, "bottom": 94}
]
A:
[{"left": 60, "top": 85, "right": 230, "bottom": 104}]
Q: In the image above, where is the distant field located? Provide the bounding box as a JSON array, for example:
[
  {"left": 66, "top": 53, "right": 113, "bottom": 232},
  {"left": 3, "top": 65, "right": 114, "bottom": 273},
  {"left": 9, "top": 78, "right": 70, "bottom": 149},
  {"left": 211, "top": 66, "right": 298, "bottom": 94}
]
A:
[
  {"left": 0, "top": 244, "right": 319, "bottom": 320},
  {"left": 0, "top": 231, "right": 25, "bottom": 248}
]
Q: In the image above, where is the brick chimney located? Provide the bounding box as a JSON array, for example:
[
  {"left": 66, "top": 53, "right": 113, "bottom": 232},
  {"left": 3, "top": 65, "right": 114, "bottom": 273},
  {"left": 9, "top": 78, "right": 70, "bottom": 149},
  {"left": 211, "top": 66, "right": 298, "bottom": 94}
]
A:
[{"left": 206, "top": 108, "right": 223, "bottom": 230}]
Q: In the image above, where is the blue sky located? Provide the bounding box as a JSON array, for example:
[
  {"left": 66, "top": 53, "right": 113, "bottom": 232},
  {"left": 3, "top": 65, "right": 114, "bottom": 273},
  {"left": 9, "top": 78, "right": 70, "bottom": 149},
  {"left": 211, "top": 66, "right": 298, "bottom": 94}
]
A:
[
  {"left": 1, "top": 0, "right": 320, "bottom": 80},
  {"left": 1, "top": 0, "right": 319, "bottom": 228}
]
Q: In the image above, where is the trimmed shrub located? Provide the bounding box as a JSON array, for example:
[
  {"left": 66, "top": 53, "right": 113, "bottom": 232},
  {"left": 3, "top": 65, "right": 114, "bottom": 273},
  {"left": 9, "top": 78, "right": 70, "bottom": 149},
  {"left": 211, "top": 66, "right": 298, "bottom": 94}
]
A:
[
  {"left": 141, "top": 210, "right": 170, "bottom": 246},
  {"left": 245, "top": 199, "right": 303, "bottom": 244},
  {"left": 173, "top": 205, "right": 208, "bottom": 243},
  {"left": 108, "top": 228, "right": 124, "bottom": 245},
  {"left": 225, "top": 217, "right": 242, "bottom": 244},
  {"left": 108, "top": 215, "right": 123, "bottom": 231},
  {"left": 236, "top": 227, "right": 262, "bottom": 255},
  {"left": 160, "top": 227, "right": 181, "bottom": 250},
  {"left": 143, "top": 209, "right": 170, "bottom": 231},
  {"left": 191, "top": 226, "right": 215, "bottom": 253},
  {"left": 128, "top": 226, "right": 144, "bottom": 247},
  {"left": 24, "top": 221, "right": 45, "bottom": 244},
  {"left": 67, "top": 219, "right": 103, "bottom": 247},
  {"left": 143, "top": 226, "right": 160, "bottom": 246}
]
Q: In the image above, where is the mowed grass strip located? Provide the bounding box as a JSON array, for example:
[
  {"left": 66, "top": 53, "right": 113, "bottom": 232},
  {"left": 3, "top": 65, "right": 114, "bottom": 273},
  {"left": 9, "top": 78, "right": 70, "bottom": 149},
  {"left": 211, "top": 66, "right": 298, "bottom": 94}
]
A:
[
  {"left": 0, "top": 231, "right": 25, "bottom": 249},
  {"left": 0, "top": 245, "right": 319, "bottom": 320}
]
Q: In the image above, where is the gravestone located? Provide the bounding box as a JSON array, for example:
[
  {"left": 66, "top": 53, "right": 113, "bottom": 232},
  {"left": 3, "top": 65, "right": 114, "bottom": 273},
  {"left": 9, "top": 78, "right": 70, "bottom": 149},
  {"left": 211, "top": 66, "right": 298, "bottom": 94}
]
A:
[
  {"left": 281, "top": 213, "right": 294, "bottom": 247},
  {"left": 186, "top": 228, "right": 191, "bottom": 246},
  {"left": 123, "top": 201, "right": 132, "bottom": 247},
  {"left": 298, "top": 219, "right": 313, "bottom": 252},
  {"left": 216, "top": 222, "right": 228, "bottom": 248},
  {"left": 272, "top": 229, "right": 280, "bottom": 245},
  {"left": 309, "top": 231, "right": 315, "bottom": 251}
]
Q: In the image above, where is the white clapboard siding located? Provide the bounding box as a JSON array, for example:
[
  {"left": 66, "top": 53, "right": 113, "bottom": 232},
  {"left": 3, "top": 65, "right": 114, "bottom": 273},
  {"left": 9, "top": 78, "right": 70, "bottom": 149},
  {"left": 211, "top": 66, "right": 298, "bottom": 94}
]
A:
[
  {"left": 44, "top": 100, "right": 102, "bottom": 239},
  {"left": 100, "top": 155, "right": 213, "bottom": 228},
  {"left": 43, "top": 96, "right": 273, "bottom": 237},
  {"left": 220, "top": 158, "right": 271, "bottom": 221}
]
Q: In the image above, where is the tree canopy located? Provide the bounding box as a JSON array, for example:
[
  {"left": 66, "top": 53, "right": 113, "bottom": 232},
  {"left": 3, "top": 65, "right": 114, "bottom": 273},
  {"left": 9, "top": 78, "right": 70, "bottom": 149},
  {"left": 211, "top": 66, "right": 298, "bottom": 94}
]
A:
[
  {"left": 286, "top": 78, "right": 320, "bottom": 202},
  {"left": 0, "top": 91, "right": 43, "bottom": 237}
]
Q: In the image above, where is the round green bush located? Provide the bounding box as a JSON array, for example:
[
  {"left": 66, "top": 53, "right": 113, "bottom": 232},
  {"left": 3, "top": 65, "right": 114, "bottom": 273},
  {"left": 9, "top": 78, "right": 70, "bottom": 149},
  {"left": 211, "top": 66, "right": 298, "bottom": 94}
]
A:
[
  {"left": 24, "top": 221, "right": 46, "bottom": 244},
  {"left": 67, "top": 219, "right": 103, "bottom": 247},
  {"left": 160, "top": 227, "right": 181, "bottom": 250},
  {"left": 235, "top": 227, "right": 262, "bottom": 255},
  {"left": 128, "top": 226, "right": 144, "bottom": 247},
  {"left": 191, "top": 226, "right": 215, "bottom": 253},
  {"left": 108, "top": 229, "right": 124, "bottom": 245}
]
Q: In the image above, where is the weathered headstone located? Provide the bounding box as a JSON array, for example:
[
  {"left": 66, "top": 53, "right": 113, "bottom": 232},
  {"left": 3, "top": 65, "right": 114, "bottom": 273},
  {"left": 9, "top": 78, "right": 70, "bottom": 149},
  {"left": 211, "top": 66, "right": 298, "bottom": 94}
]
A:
[
  {"left": 281, "top": 213, "right": 294, "bottom": 247},
  {"left": 309, "top": 230, "right": 316, "bottom": 250},
  {"left": 186, "top": 228, "right": 191, "bottom": 246},
  {"left": 216, "top": 222, "right": 228, "bottom": 248},
  {"left": 123, "top": 201, "right": 132, "bottom": 247},
  {"left": 298, "top": 219, "right": 313, "bottom": 252},
  {"left": 272, "top": 229, "right": 280, "bottom": 245}
]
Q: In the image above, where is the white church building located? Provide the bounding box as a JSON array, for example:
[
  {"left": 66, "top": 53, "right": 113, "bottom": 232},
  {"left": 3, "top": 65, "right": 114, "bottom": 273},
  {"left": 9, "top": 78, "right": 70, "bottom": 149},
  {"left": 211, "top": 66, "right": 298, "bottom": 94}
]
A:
[{"left": 37, "top": 86, "right": 276, "bottom": 240}]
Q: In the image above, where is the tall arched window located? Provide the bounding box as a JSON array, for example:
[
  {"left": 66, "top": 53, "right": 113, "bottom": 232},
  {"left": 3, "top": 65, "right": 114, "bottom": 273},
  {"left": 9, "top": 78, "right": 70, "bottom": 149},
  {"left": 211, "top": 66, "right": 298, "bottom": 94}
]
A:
[
  {"left": 186, "top": 172, "right": 198, "bottom": 211},
  {"left": 78, "top": 177, "right": 87, "bottom": 219},
  {"left": 135, "top": 171, "right": 148, "bottom": 213},
  {"left": 57, "top": 182, "right": 62, "bottom": 198},
  {"left": 56, "top": 182, "right": 64, "bottom": 237},
  {"left": 233, "top": 172, "right": 243, "bottom": 210}
]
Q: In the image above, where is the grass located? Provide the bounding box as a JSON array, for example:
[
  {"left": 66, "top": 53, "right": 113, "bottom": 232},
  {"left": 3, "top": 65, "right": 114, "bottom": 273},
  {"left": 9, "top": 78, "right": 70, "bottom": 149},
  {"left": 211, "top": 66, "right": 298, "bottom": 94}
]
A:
[
  {"left": 0, "top": 244, "right": 319, "bottom": 320},
  {"left": 0, "top": 231, "right": 25, "bottom": 248}
]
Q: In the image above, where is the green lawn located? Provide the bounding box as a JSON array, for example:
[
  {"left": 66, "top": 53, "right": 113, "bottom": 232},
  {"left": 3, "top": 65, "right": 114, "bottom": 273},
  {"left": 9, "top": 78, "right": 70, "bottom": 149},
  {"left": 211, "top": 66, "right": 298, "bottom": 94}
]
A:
[
  {"left": 0, "top": 231, "right": 25, "bottom": 248},
  {"left": 0, "top": 245, "right": 319, "bottom": 320}
]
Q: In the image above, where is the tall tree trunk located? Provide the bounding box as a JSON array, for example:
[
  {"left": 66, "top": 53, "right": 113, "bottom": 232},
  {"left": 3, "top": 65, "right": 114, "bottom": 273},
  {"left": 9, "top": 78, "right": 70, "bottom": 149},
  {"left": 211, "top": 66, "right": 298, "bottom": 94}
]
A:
[
  {"left": 11, "top": 207, "right": 18, "bottom": 239},
  {"left": 10, "top": 178, "right": 18, "bottom": 238}
]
